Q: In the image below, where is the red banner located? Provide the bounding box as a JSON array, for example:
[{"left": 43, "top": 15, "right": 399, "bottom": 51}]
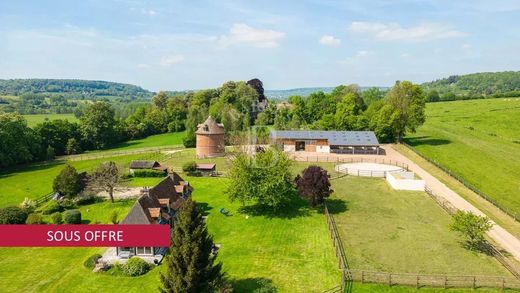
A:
[{"left": 0, "top": 225, "right": 171, "bottom": 247}]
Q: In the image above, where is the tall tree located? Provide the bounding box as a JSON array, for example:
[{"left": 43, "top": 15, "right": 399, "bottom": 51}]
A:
[
  {"left": 87, "top": 161, "right": 120, "bottom": 203},
  {"left": 152, "top": 91, "right": 169, "bottom": 110},
  {"left": 385, "top": 81, "right": 426, "bottom": 142},
  {"left": 53, "top": 164, "right": 81, "bottom": 197},
  {"left": 160, "top": 198, "right": 224, "bottom": 293},
  {"left": 80, "top": 102, "right": 117, "bottom": 149},
  {"left": 295, "top": 166, "right": 332, "bottom": 207},
  {"left": 226, "top": 148, "right": 294, "bottom": 209},
  {"left": 0, "top": 113, "right": 42, "bottom": 168}
]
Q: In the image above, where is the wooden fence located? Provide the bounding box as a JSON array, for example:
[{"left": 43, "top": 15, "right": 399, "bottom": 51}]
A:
[
  {"left": 401, "top": 142, "right": 520, "bottom": 222},
  {"left": 292, "top": 155, "right": 409, "bottom": 171},
  {"left": 59, "top": 145, "right": 183, "bottom": 162},
  {"left": 348, "top": 269, "right": 520, "bottom": 290},
  {"left": 425, "top": 186, "right": 520, "bottom": 280},
  {"left": 324, "top": 203, "right": 353, "bottom": 293},
  {"left": 34, "top": 191, "right": 54, "bottom": 207}
]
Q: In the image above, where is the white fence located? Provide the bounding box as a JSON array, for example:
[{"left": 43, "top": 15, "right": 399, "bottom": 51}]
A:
[{"left": 386, "top": 171, "right": 426, "bottom": 191}]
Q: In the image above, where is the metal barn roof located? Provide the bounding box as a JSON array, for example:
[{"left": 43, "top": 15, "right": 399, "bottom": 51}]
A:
[{"left": 270, "top": 130, "right": 380, "bottom": 146}]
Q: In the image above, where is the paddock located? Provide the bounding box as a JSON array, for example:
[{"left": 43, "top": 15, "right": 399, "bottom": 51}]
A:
[{"left": 335, "top": 162, "right": 403, "bottom": 177}]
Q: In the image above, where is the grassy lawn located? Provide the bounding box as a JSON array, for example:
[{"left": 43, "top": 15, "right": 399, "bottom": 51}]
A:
[
  {"left": 0, "top": 153, "right": 163, "bottom": 208},
  {"left": 404, "top": 98, "right": 520, "bottom": 217},
  {"left": 0, "top": 176, "right": 341, "bottom": 293},
  {"left": 330, "top": 176, "right": 509, "bottom": 276},
  {"left": 23, "top": 113, "right": 78, "bottom": 127},
  {"left": 354, "top": 283, "right": 516, "bottom": 292},
  {"left": 99, "top": 131, "right": 186, "bottom": 152}
]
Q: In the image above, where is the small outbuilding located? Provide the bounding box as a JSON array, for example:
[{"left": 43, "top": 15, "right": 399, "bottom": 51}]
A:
[
  {"left": 196, "top": 116, "right": 225, "bottom": 158},
  {"left": 129, "top": 160, "right": 168, "bottom": 174},
  {"left": 196, "top": 163, "right": 217, "bottom": 176}
]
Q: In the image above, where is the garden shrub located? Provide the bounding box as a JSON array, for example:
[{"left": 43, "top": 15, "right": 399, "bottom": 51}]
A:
[
  {"left": 64, "top": 209, "right": 82, "bottom": 224},
  {"left": 0, "top": 206, "right": 28, "bottom": 224},
  {"left": 20, "top": 197, "right": 36, "bottom": 213},
  {"left": 123, "top": 257, "right": 152, "bottom": 276},
  {"left": 182, "top": 161, "right": 201, "bottom": 176},
  {"left": 41, "top": 200, "right": 62, "bottom": 215},
  {"left": 132, "top": 169, "right": 165, "bottom": 177},
  {"left": 84, "top": 253, "right": 102, "bottom": 269},
  {"left": 110, "top": 210, "right": 119, "bottom": 224},
  {"left": 51, "top": 212, "right": 62, "bottom": 224},
  {"left": 59, "top": 198, "right": 77, "bottom": 210},
  {"left": 73, "top": 193, "right": 99, "bottom": 206},
  {"left": 26, "top": 213, "right": 43, "bottom": 224}
]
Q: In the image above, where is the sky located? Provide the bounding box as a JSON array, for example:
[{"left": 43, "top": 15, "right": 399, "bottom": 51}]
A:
[{"left": 1, "top": 0, "right": 520, "bottom": 91}]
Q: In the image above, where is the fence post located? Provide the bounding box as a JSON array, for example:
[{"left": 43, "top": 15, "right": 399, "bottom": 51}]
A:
[
  {"left": 388, "top": 274, "right": 392, "bottom": 286},
  {"left": 416, "top": 275, "right": 419, "bottom": 289},
  {"left": 361, "top": 271, "right": 364, "bottom": 283},
  {"left": 444, "top": 276, "right": 447, "bottom": 289},
  {"left": 502, "top": 277, "right": 505, "bottom": 290},
  {"left": 473, "top": 276, "right": 476, "bottom": 289}
]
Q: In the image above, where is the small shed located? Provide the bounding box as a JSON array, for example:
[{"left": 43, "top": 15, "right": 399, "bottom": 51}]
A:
[
  {"left": 196, "top": 163, "right": 217, "bottom": 176},
  {"left": 129, "top": 160, "right": 168, "bottom": 174}
]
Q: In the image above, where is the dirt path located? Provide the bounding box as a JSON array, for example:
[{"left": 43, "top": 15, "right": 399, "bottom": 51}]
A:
[{"left": 383, "top": 144, "right": 520, "bottom": 262}]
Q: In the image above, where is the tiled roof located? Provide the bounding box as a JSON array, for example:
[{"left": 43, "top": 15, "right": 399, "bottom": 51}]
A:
[
  {"left": 129, "top": 160, "right": 160, "bottom": 169},
  {"left": 196, "top": 163, "right": 216, "bottom": 170},
  {"left": 270, "top": 130, "right": 379, "bottom": 146},
  {"left": 196, "top": 116, "right": 225, "bottom": 135}
]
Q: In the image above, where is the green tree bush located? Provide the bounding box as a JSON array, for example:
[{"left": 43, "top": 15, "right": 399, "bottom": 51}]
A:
[
  {"left": 84, "top": 254, "right": 102, "bottom": 269},
  {"left": 51, "top": 212, "right": 62, "bottom": 224},
  {"left": 0, "top": 206, "right": 28, "bottom": 224},
  {"left": 53, "top": 164, "right": 81, "bottom": 197},
  {"left": 26, "top": 213, "right": 43, "bottom": 224},
  {"left": 64, "top": 209, "right": 82, "bottom": 224},
  {"left": 450, "top": 211, "right": 493, "bottom": 250},
  {"left": 41, "top": 200, "right": 62, "bottom": 215},
  {"left": 124, "top": 257, "right": 152, "bottom": 276},
  {"left": 160, "top": 198, "right": 224, "bottom": 292}
]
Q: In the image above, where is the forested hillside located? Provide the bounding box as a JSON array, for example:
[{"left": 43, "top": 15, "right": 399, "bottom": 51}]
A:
[
  {"left": 422, "top": 71, "right": 520, "bottom": 101},
  {"left": 0, "top": 79, "right": 153, "bottom": 100}
]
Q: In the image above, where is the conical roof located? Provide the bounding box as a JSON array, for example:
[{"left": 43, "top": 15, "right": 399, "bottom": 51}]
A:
[{"left": 196, "top": 116, "right": 225, "bottom": 135}]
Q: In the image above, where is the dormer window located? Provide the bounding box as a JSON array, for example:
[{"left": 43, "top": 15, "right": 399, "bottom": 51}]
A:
[{"left": 203, "top": 124, "right": 209, "bottom": 131}]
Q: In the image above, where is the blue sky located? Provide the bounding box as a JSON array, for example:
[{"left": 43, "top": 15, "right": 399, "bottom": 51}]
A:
[{"left": 1, "top": 0, "right": 520, "bottom": 91}]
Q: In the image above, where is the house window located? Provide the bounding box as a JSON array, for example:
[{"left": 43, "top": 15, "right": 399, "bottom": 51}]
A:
[{"left": 136, "top": 247, "right": 153, "bottom": 255}]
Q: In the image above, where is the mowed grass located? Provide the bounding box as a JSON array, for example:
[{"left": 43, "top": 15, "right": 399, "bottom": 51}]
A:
[
  {"left": 0, "top": 153, "right": 161, "bottom": 207},
  {"left": 0, "top": 176, "right": 341, "bottom": 293},
  {"left": 95, "top": 131, "right": 186, "bottom": 153},
  {"left": 405, "top": 98, "right": 520, "bottom": 216},
  {"left": 23, "top": 113, "right": 78, "bottom": 127},
  {"left": 330, "top": 176, "right": 509, "bottom": 276}
]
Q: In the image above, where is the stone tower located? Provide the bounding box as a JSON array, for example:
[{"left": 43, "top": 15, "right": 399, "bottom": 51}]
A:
[{"left": 195, "top": 116, "right": 225, "bottom": 158}]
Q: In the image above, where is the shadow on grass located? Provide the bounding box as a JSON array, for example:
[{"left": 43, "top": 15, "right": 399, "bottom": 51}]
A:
[
  {"left": 232, "top": 278, "right": 277, "bottom": 293},
  {"left": 322, "top": 198, "right": 349, "bottom": 215},
  {"left": 81, "top": 219, "right": 91, "bottom": 224},
  {"left": 404, "top": 136, "right": 451, "bottom": 146},
  {"left": 237, "top": 195, "right": 311, "bottom": 219},
  {"left": 460, "top": 240, "right": 496, "bottom": 257}
]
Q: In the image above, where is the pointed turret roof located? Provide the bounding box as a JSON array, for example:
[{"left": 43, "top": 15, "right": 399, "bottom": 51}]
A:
[{"left": 196, "top": 116, "right": 225, "bottom": 135}]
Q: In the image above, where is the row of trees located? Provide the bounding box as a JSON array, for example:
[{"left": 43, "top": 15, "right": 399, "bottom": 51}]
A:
[{"left": 261, "top": 81, "right": 425, "bottom": 143}]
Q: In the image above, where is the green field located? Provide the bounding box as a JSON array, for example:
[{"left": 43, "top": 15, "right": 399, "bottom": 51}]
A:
[
  {"left": 23, "top": 113, "right": 78, "bottom": 127},
  {"left": 330, "top": 176, "right": 508, "bottom": 276},
  {"left": 97, "top": 131, "right": 186, "bottom": 152},
  {"left": 0, "top": 176, "right": 341, "bottom": 292},
  {"left": 405, "top": 98, "right": 520, "bottom": 217}
]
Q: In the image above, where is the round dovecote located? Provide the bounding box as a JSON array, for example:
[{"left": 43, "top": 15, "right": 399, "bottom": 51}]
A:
[{"left": 195, "top": 116, "right": 225, "bottom": 158}]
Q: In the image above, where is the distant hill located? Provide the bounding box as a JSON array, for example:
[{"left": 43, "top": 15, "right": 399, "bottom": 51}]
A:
[
  {"left": 0, "top": 79, "right": 153, "bottom": 100},
  {"left": 422, "top": 71, "right": 520, "bottom": 98},
  {"left": 265, "top": 86, "right": 388, "bottom": 100}
]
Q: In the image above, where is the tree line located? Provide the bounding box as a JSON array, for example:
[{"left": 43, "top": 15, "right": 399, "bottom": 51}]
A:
[{"left": 422, "top": 71, "right": 520, "bottom": 102}]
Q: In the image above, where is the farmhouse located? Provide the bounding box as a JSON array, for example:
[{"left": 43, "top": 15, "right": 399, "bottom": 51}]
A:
[
  {"left": 129, "top": 160, "right": 168, "bottom": 174},
  {"left": 196, "top": 116, "right": 225, "bottom": 158},
  {"left": 270, "top": 130, "right": 380, "bottom": 155},
  {"left": 105, "top": 173, "right": 191, "bottom": 264}
]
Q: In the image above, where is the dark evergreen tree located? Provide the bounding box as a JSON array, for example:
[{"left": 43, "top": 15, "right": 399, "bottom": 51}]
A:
[
  {"left": 295, "top": 166, "right": 332, "bottom": 207},
  {"left": 160, "top": 198, "right": 224, "bottom": 293}
]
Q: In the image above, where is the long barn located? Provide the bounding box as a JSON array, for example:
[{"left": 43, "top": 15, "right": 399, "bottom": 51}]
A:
[{"left": 270, "top": 130, "right": 380, "bottom": 155}]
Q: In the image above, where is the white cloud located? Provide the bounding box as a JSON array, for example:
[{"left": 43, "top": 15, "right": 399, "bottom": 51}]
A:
[
  {"left": 217, "top": 23, "right": 285, "bottom": 48},
  {"left": 339, "top": 50, "right": 370, "bottom": 65},
  {"left": 400, "top": 52, "right": 410, "bottom": 58},
  {"left": 137, "top": 63, "right": 150, "bottom": 69},
  {"left": 348, "top": 21, "right": 465, "bottom": 42},
  {"left": 319, "top": 35, "right": 341, "bottom": 47},
  {"left": 356, "top": 50, "right": 369, "bottom": 57},
  {"left": 462, "top": 43, "right": 472, "bottom": 50},
  {"left": 160, "top": 55, "right": 185, "bottom": 66},
  {"left": 143, "top": 9, "right": 157, "bottom": 16}
]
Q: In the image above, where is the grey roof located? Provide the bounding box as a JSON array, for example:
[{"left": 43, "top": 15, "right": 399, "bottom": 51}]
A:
[
  {"left": 129, "top": 160, "right": 160, "bottom": 169},
  {"left": 120, "top": 195, "right": 161, "bottom": 225},
  {"left": 270, "top": 130, "right": 379, "bottom": 146}
]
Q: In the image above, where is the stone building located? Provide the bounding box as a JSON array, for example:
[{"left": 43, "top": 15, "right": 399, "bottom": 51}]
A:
[{"left": 196, "top": 116, "right": 225, "bottom": 158}]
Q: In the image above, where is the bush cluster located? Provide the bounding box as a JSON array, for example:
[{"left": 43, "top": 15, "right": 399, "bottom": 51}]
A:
[
  {"left": 51, "top": 212, "right": 63, "bottom": 224},
  {"left": 123, "top": 257, "right": 152, "bottom": 276},
  {"left": 64, "top": 209, "right": 82, "bottom": 224},
  {"left": 41, "top": 201, "right": 62, "bottom": 215},
  {"left": 132, "top": 169, "right": 166, "bottom": 177},
  {"left": 84, "top": 254, "right": 102, "bottom": 270},
  {"left": 0, "top": 206, "right": 28, "bottom": 224},
  {"left": 182, "top": 161, "right": 202, "bottom": 176},
  {"left": 26, "top": 213, "right": 43, "bottom": 224}
]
